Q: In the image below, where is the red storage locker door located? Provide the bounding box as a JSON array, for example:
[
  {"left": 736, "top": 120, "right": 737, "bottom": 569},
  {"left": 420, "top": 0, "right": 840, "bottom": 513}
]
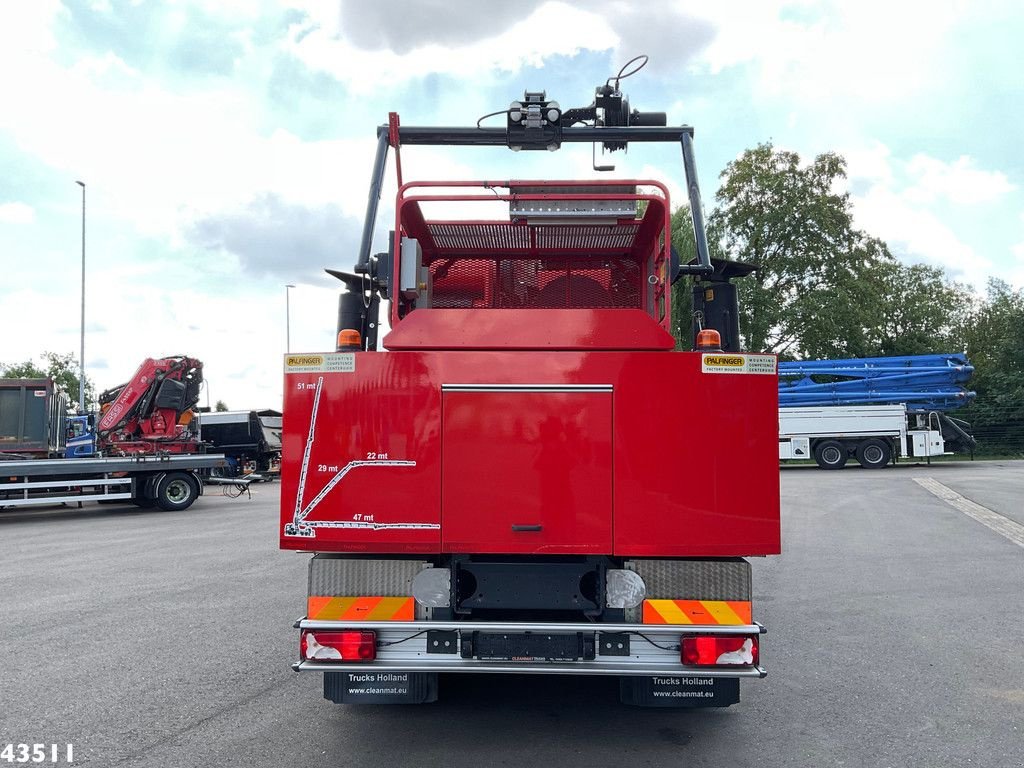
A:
[{"left": 441, "top": 385, "right": 613, "bottom": 555}]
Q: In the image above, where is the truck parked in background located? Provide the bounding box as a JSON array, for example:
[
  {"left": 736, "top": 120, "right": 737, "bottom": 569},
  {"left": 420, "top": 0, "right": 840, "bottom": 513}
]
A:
[
  {"left": 0, "top": 356, "right": 224, "bottom": 510},
  {"left": 198, "top": 409, "right": 282, "bottom": 476},
  {"left": 779, "top": 404, "right": 948, "bottom": 468},
  {"left": 281, "top": 65, "right": 779, "bottom": 708},
  {"left": 778, "top": 354, "right": 976, "bottom": 469}
]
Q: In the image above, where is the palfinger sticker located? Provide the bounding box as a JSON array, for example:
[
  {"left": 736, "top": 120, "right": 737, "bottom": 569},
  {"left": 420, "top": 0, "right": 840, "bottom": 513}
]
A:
[
  {"left": 285, "top": 353, "right": 355, "bottom": 373},
  {"left": 701, "top": 353, "right": 776, "bottom": 375}
]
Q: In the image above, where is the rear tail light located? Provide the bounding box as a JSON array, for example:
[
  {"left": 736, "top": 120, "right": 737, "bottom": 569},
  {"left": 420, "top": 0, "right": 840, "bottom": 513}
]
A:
[
  {"left": 301, "top": 630, "right": 377, "bottom": 661},
  {"left": 681, "top": 635, "right": 758, "bottom": 667}
]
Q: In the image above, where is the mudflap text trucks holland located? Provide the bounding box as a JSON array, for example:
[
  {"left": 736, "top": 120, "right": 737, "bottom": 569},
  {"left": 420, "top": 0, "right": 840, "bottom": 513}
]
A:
[{"left": 281, "top": 71, "right": 781, "bottom": 707}]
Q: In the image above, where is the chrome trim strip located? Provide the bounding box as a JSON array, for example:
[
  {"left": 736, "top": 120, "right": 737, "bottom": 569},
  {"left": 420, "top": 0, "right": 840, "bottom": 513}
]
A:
[
  {"left": 0, "top": 492, "right": 134, "bottom": 507},
  {"left": 442, "top": 384, "right": 614, "bottom": 393},
  {"left": 297, "top": 619, "right": 764, "bottom": 634},
  {"left": 294, "top": 660, "right": 767, "bottom": 678}
]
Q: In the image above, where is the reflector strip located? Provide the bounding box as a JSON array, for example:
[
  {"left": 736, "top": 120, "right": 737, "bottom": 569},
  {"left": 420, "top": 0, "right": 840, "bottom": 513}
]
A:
[
  {"left": 307, "top": 596, "right": 415, "bottom": 621},
  {"left": 642, "top": 599, "right": 752, "bottom": 625}
]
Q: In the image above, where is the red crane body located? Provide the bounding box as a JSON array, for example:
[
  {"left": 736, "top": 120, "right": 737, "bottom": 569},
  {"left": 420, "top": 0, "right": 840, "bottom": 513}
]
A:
[{"left": 97, "top": 356, "right": 203, "bottom": 455}]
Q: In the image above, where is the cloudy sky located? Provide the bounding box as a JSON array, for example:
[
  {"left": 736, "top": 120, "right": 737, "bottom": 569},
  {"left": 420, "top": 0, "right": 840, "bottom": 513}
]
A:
[{"left": 1, "top": 0, "right": 1021, "bottom": 410}]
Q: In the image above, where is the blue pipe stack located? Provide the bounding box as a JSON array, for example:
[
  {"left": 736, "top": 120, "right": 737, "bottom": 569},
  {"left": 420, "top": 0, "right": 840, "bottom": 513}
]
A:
[{"left": 778, "top": 354, "right": 975, "bottom": 412}]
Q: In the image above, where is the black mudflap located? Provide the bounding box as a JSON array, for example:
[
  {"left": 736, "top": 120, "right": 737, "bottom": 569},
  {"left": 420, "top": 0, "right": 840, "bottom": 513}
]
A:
[
  {"left": 619, "top": 675, "right": 740, "bottom": 708},
  {"left": 324, "top": 671, "right": 438, "bottom": 704}
]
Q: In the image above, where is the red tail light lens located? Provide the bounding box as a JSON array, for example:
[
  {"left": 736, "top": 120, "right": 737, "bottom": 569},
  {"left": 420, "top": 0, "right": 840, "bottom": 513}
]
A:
[
  {"left": 302, "top": 630, "right": 377, "bottom": 661},
  {"left": 681, "top": 635, "right": 758, "bottom": 667}
]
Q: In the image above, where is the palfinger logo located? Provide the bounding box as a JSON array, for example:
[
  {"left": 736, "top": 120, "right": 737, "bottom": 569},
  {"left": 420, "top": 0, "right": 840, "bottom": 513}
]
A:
[
  {"left": 704, "top": 355, "right": 744, "bottom": 367},
  {"left": 287, "top": 355, "right": 324, "bottom": 367}
]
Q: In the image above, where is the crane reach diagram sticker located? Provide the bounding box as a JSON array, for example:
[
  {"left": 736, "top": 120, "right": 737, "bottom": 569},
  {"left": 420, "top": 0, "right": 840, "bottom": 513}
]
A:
[
  {"left": 283, "top": 376, "right": 435, "bottom": 539},
  {"left": 701, "top": 353, "right": 777, "bottom": 375}
]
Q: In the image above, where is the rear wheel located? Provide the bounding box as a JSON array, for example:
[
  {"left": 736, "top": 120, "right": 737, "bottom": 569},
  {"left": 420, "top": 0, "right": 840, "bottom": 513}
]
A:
[
  {"left": 856, "top": 438, "right": 891, "bottom": 469},
  {"left": 156, "top": 472, "right": 200, "bottom": 511},
  {"left": 813, "top": 439, "right": 848, "bottom": 470}
]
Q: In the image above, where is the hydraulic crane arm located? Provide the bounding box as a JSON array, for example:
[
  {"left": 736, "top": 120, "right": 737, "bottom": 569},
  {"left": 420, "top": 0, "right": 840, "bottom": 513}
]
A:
[{"left": 97, "top": 356, "right": 203, "bottom": 447}]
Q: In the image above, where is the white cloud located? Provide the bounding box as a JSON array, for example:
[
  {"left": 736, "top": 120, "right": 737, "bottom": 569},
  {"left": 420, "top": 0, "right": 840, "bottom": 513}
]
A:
[
  {"left": 0, "top": 202, "right": 36, "bottom": 224},
  {"left": 694, "top": 1, "right": 963, "bottom": 106},
  {"left": 904, "top": 154, "right": 1016, "bottom": 205},
  {"left": 853, "top": 184, "right": 990, "bottom": 276},
  {"left": 841, "top": 141, "right": 894, "bottom": 185},
  {"left": 285, "top": 2, "right": 618, "bottom": 94},
  {"left": 844, "top": 143, "right": 998, "bottom": 278}
]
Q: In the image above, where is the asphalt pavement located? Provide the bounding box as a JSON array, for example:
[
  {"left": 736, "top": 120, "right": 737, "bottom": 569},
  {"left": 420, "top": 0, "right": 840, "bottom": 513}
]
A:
[{"left": 1, "top": 462, "right": 1022, "bottom": 768}]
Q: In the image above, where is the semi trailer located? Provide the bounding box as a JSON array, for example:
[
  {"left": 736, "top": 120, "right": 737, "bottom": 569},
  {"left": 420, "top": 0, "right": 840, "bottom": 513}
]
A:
[{"left": 281, "top": 63, "right": 780, "bottom": 708}]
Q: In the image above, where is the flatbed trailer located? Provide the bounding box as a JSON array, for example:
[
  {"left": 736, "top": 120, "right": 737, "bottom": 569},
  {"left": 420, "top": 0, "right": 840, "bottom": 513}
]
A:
[{"left": 0, "top": 453, "right": 226, "bottom": 510}]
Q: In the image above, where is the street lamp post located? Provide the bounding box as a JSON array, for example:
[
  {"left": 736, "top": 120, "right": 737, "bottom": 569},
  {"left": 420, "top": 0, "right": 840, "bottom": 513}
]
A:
[
  {"left": 75, "top": 180, "right": 86, "bottom": 413},
  {"left": 285, "top": 284, "right": 296, "bottom": 353}
]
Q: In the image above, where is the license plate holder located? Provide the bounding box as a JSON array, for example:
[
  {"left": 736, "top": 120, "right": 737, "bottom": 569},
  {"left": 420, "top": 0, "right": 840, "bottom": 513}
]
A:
[{"left": 462, "top": 631, "right": 596, "bottom": 661}]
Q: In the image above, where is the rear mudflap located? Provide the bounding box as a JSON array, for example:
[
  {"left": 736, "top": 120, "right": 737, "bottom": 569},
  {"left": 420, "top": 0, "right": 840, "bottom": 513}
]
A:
[{"left": 324, "top": 671, "right": 438, "bottom": 704}]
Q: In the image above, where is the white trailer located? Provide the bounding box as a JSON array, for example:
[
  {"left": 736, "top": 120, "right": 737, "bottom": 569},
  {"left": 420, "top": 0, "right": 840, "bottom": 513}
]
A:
[
  {"left": 778, "top": 404, "right": 946, "bottom": 469},
  {"left": 0, "top": 453, "right": 226, "bottom": 510}
]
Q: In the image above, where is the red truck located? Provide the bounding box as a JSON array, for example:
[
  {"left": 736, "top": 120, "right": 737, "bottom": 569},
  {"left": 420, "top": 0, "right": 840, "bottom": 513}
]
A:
[{"left": 281, "top": 69, "right": 780, "bottom": 707}]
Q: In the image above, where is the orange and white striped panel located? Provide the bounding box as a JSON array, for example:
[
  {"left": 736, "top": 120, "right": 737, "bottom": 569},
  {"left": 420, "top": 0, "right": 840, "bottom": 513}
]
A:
[
  {"left": 642, "top": 599, "right": 752, "bottom": 625},
  {"left": 307, "top": 596, "right": 414, "bottom": 621}
]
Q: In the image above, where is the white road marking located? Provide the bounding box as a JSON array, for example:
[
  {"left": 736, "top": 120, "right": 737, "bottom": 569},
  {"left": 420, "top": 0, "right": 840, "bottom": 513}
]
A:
[{"left": 914, "top": 477, "right": 1024, "bottom": 549}]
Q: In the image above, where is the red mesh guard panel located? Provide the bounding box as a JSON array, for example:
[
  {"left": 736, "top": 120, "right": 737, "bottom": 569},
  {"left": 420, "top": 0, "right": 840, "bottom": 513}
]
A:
[{"left": 429, "top": 257, "right": 642, "bottom": 309}]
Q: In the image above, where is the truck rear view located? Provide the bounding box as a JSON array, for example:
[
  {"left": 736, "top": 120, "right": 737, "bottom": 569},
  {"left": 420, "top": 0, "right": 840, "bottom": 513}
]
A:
[{"left": 281, "top": 67, "right": 781, "bottom": 707}]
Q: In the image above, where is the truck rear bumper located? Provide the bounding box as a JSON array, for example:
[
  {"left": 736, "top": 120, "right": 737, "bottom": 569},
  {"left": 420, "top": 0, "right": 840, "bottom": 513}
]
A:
[{"left": 293, "top": 618, "right": 767, "bottom": 678}]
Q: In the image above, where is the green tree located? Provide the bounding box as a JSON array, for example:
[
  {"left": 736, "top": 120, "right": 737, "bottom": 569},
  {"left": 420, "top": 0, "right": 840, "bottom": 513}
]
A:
[
  {"left": 669, "top": 205, "right": 697, "bottom": 349},
  {"left": 864, "top": 261, "right": 974, "bottom": 356},
  {"left": 1, "top": 352, "right": 95, "bottom": 411},
  {"left": 955, "top": 279, "right": 1024, "bottom": 453},
  {"left": 214, "top": 399, "right": 229, "bottom": 412},
  {"left": 707, "top": 143, "right": 891, "bottom": 358},
  {"left": 1, "top": 360, "right": 46, "bottom": 378}
]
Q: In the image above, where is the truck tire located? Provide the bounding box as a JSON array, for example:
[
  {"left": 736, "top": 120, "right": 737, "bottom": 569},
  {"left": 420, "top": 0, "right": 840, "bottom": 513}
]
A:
[
  {"left": 855, "top": 438, "right": 891, "bottom": 469},
  {"left": 156, "top": 472, "right": 200, "bottom": 511},
  {"left": 813, "top": 440, "right": 847, "bottom": 469}
]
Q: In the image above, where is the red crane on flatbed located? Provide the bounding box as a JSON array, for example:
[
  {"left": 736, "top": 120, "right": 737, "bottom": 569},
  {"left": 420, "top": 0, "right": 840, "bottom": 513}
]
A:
[
  {"left": 96, "top": 356, "right": 204, "bottom": 455},
  {"left": 280, "top": 62, "right": 781, "bottom": 707}
]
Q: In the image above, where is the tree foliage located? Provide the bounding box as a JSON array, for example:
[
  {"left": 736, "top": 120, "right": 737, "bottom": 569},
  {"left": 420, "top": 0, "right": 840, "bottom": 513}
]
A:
[
  {"left": 669, "top": 205, "right": 697, "bottom": 349},
  {"left": 666, "top": 141, "right": 1023, "bottom": 452},
  {"left": 1, "top": 352, "right": 96, "bottom": 411},
  {"left": 954, "top": 280, "right": 1024, "bottom": 452},
  {"left": 214, "top": 399, "right": 229, "bottom": 412},
  {"left": 707, "top": 143, "right": 892, "bottom": 359}
]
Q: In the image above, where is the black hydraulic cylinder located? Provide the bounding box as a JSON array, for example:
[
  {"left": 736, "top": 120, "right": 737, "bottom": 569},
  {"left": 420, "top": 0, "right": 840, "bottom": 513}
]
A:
[
  {"left": 680, "top": 132, "right": 713, "bottom": 276},
  {"left": 356, "top": 130, "right": 391, "bottom": 278},
  {"left": 336, "top": 290, "right": 379, "bottom": 351},
  {"left": 691, "top": 259, "right": 757, "bottom": 353},
  {"left": 693, "top": 281, "right": 740, "bottom": 353}
]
